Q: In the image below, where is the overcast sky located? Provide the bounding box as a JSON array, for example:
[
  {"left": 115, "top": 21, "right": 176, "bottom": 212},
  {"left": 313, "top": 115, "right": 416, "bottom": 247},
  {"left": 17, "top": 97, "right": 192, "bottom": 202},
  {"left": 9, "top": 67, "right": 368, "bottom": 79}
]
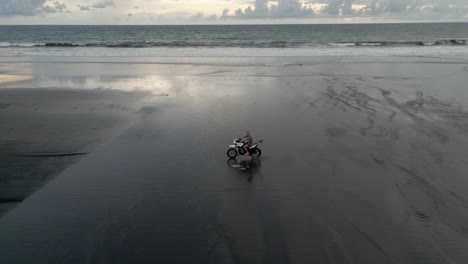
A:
[{"left": 0, "top": 0, "right": 467, "bottom": 24}]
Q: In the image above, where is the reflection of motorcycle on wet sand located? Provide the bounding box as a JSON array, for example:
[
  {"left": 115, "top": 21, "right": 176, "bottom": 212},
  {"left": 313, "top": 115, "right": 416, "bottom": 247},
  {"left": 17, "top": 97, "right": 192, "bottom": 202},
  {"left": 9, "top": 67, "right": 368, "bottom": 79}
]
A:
[
  {"left": 226, "top": 138, "right": 263, "bottom": 158},
  {"left": 227, "top": 157, "right": 262, "bottom": 181}
]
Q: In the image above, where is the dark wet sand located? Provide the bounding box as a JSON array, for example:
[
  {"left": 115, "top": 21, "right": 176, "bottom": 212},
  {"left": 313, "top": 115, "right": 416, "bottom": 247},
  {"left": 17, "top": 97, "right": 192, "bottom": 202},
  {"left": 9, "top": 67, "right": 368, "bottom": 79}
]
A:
[
  {"left": 0, "top": 88, "right": 147, "bottom": 216},
  {"left": 1, "top": 56, "right": 468, "bottom": 263}
]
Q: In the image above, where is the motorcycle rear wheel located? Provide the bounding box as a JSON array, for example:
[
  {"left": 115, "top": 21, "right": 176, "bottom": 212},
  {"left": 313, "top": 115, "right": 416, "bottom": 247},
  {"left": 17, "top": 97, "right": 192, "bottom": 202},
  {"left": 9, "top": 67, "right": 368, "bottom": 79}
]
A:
[
  {"left": 227, "top": 148, "right": 238, "bottom": 158},
  {"left": 251, "top": 148, "right": 262, "bottom": 157}
]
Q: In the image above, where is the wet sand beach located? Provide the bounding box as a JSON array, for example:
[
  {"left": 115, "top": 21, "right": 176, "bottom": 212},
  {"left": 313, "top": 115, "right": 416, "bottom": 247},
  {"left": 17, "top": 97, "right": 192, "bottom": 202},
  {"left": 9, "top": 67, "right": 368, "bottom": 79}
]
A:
[
  {"left": 0, "top": 87, "right": 147, "bottom": 216},
  {"left": 1, "top": 55, "right": 468, "bottom": 263}
]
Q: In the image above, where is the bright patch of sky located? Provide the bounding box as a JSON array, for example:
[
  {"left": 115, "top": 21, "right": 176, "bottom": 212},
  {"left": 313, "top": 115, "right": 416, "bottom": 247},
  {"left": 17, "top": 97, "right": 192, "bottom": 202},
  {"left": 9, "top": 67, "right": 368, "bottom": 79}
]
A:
[{"left": 0, "top": 0, "right": 467, "bottom": 24}]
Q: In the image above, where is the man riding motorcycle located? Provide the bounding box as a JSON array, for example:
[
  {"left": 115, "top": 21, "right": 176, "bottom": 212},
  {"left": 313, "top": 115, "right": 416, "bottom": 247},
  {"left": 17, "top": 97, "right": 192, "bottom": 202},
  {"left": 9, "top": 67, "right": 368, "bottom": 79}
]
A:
[
  {"left": 241, "top": 130, "right": 253, "bottom": 155},
  {"left": 226, "top": 131, "right": 262, "bottom": 158}
]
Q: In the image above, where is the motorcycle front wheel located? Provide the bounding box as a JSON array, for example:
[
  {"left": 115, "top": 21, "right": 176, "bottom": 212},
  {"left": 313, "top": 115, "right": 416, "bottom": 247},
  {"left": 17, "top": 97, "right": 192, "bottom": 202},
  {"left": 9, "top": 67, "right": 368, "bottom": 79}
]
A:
[
  {"left": 227, "top": 148, "right": 238, "bottom": 158},
  {"left": 251, "top": 148, "right": 262, "bottom": 157}
]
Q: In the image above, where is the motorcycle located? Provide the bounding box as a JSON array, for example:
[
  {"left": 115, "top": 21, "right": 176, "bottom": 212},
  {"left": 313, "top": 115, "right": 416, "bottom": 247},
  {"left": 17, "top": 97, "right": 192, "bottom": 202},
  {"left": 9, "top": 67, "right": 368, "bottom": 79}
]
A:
[{"left": 226, "top": 138, "right": 263, "bottom": 158}]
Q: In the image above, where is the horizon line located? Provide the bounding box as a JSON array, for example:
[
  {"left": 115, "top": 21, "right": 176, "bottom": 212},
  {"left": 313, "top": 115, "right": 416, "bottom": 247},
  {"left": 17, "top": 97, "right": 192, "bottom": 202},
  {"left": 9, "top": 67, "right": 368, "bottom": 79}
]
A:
[{"left": 1, "top": 21, "right": 467, "bottom": 26}]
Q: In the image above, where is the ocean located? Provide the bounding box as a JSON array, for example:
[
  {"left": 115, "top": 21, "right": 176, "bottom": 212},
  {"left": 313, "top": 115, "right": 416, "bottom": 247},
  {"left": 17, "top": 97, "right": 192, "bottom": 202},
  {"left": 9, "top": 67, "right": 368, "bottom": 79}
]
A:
[{"left": 0, "top": 23, "right": 467, "bottom": 57}]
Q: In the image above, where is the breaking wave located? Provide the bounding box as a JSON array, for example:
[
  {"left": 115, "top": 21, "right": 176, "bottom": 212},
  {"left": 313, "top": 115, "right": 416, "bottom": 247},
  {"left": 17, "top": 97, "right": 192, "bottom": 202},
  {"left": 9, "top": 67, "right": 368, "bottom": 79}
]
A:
[{"left": 330, "top": 40, "right": 468, "bottom": 47}]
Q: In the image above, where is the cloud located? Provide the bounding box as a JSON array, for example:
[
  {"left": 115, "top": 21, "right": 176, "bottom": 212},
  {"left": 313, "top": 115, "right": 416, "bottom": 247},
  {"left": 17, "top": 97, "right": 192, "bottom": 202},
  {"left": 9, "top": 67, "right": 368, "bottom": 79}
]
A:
[
  {"left": 92, "top": 1, "right": 116, "bottom": 9},
  {"left": 228, "top": 0, "right": 315, "bottom": 19},
  {"left": 1, "top": 0, "right": 466, "bottom": 22},
  {"left": 78, "top": 5, "right": 91, "bottom": 11},
  {"left": 77, "top": 1, "right": 115, "bottom": 11},
  {"left": 219, "top": 0, "right": 466, "bottom": 20},
  {"left": 53, "top": 1, "right": 67, "bottom": 12},
  {"left": 319, "top": 0, "right": 467, "bottom": 17},
  {"left": 0, "top": 0, "right": 46, "bottom": 16},
  {"left": 222, "top": 8, "right": 230, "bottom": 17},
  {"left": 0, "top": 0, "right": 69, "bottom": 16},
  {"left": 41, "top": 1, "right": 67, "bottom": 13},
  {"left": 322, "top": 0, "right": 354, "bottom": 15},
  {"left": 274, "top": 0, "right": 315, "bottom": 17},
  {"left": 192, "top": 12, "right": 205, "bottom": 19}
]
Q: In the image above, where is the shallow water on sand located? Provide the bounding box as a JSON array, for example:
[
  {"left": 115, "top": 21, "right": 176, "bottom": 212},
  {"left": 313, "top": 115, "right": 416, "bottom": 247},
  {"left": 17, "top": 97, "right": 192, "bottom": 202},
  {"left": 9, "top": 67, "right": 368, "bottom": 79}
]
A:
[{"left": 1, "top": 56, "right": 468, "bottom": 263}]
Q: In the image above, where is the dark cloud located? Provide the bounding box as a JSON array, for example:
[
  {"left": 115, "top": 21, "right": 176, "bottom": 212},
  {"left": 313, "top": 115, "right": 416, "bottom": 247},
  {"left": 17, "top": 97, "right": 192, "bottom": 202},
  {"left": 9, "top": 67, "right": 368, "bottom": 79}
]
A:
[
  {"left": 207, "top": 14, "right": 217, "bottom": 20},
  {"left": 221, "top": 0, "right": 466, "bottom": 19},
  {"left": 92, "top": 1, "right": 116, "bottom": 9},
  {"left": 322, "top": 0, "right": 354, "bottom": 15},
  {"left": 53, "top": 1, "right": 67, "bottom": 12},
  {"left": 192, "top": 12, "right": 205, "bottom": 19},
  {"left": 0, "top": 0, "right": 68, "bottom": 16},
  {"left": 320, "top": 0, "right": 467, "bottom": 17},
  {"left": 40, "top": 5, "right": 56, "bottom": 14},
  {"left": 77, "top": 1, "right": 115, "bottom": 11},
  {"left": 222, "top": 8, "right": 230, "bottom": 17},
  {"left": 0, "top": 0, "right": 46, "bottom": 16},
  {"left": 229, "top": 0, "right": 315, "bottom": 18},
  {"left": 78, "top": 5, "right": 91, "bottom": 11},
  {"left": 41, "top": 1, "right": 67, "bottom": 13}
]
